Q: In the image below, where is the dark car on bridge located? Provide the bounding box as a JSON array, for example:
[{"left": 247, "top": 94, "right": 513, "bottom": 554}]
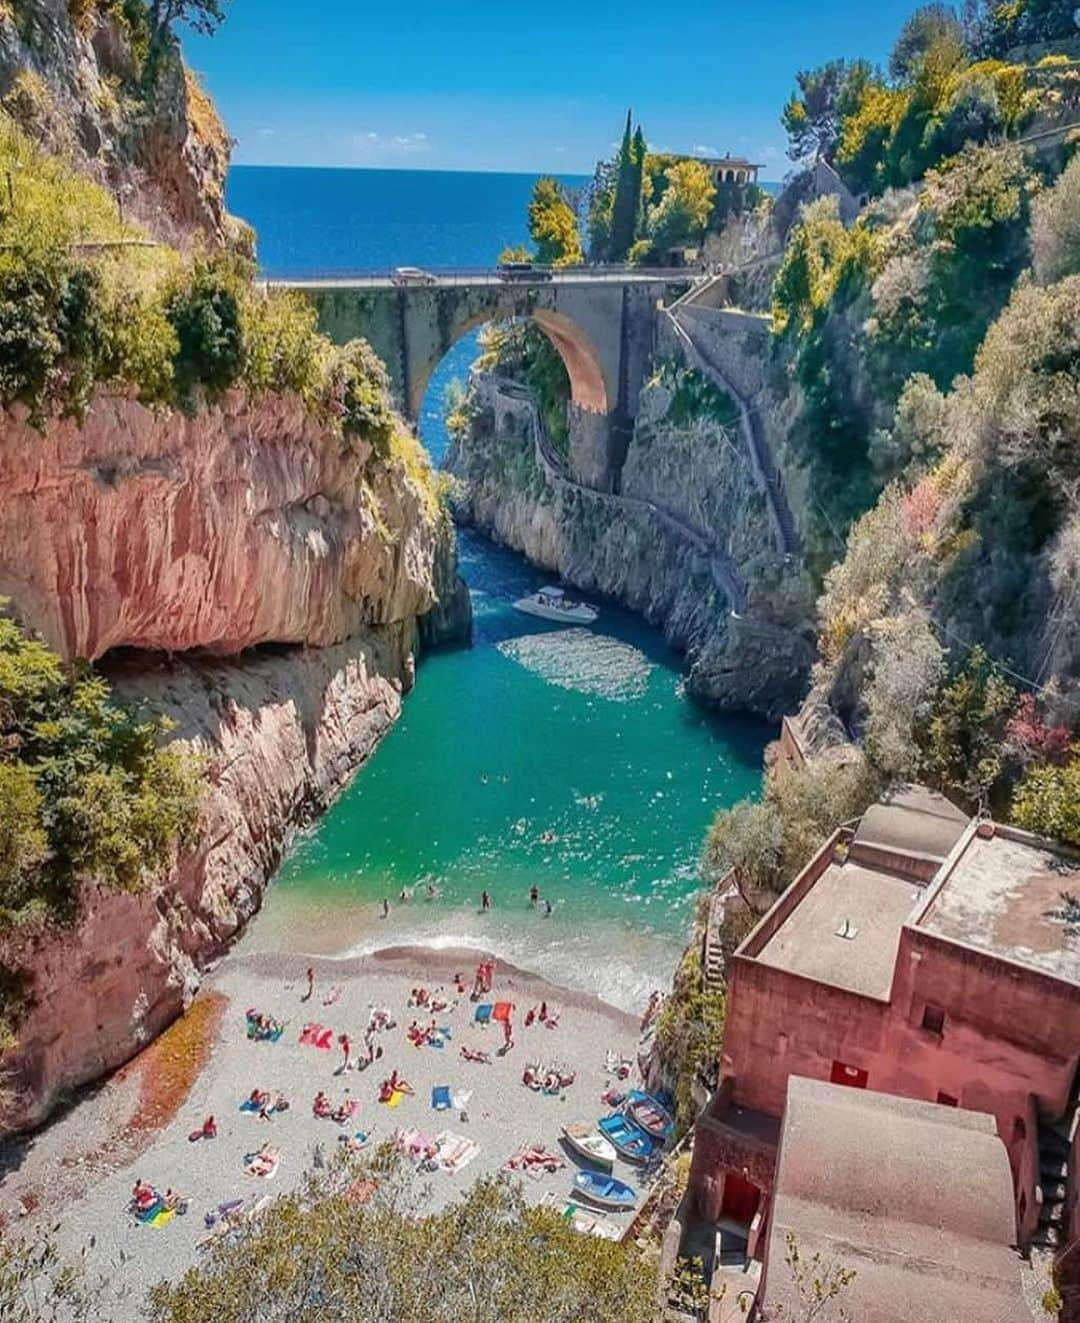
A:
[{"left": 497, "top": 261, "right": 553, "bottom": 282}]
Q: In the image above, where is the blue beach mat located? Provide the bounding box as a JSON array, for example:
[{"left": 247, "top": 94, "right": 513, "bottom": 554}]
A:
[
  {"left": 473, "top": 1004, "right": 492, "bottom": 1025},
  {"left": 431, "top": 1085, "right": 452, "bottom": 1111}
]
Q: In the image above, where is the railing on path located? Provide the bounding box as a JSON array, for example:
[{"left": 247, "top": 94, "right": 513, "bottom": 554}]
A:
[
  {"left": 505, "top": 382, "right": 749, "bottom": 615},
  {"left": 665, "top": 308, "right": 800, "bottom": 560},
  {"left": 270, "top": 263, "right": 700, "bottom": 290}
]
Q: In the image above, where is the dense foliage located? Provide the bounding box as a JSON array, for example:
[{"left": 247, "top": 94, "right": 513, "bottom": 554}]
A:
[
  {"left": 653, "top": 941, "right": 726, "bottom": 1134},
  {"left": 781, "top": 0, "right": 1075, "bottom": 196},
  {"left": 0, "top": 116, "right": 408, "bottom": 466},
  {"left": 148, "top": 1161, "right": 657, "bottom": 1323},
  {"left": 526, "top": 177, "right": 583, "bottom": 267},
  {"left": 0, "top": 606, "right": 203, "bottom": 924},
  {"left": 476, "top": 320, "right": 572, "bottom": 454}
]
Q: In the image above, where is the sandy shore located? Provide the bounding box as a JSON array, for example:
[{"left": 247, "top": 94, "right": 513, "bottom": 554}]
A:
[{"left": 1, "top": 945, "right": 654, "bottom": 1318}]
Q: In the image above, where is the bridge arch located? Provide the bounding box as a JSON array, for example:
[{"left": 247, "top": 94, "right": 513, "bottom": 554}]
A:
[{"left": 408, "top": 302, "right": 609, "bottom": 422}]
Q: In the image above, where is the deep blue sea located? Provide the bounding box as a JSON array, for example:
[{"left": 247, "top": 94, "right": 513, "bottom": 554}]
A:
[
  {"left": 231, "top": 166, "right": 769, "bottom": 1009},
  {"left": 227, "top": 165, "right": 590, "bottom": 279}
]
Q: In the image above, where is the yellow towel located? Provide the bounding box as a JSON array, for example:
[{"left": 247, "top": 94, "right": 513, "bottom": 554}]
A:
[
  {"left": 388, "top": 1089, "right": 405, "bottom": 1108},
  {"left": 149, "top": 1208, "right": 175, "bottom": 1229}
]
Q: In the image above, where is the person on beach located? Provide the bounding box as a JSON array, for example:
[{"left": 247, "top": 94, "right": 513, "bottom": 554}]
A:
[
  {"left": 302, "top": 967, "right": 315, "bottom": 1002},
  {"left": 501, "top": 1016, "right": 514, "bottom": 1052},
  {"left": 454, "top": 971, "right": 466, "bottom": 994},
  {"left": 529, "top": 884, "right": 539, "bottom": 908},
  {"left": 480, "top": 889, "right": 491, "bottom": 912},
  {"left": 338, "top": 1032, "right": 352, "bottom": 1072},
  {"left": 539, "top": 1001, "right": 548, "bottom": 1023},
  {"left": 544, "top": 898, "right": 553, "bottom": 917},
  {"left": 399, "top": 887, "right": 412, "bottom": 903},
  {"left": 313, "top": 1091, "right": 331, "bottom": 1119},
  {"left": 382, "top": 898, "right": 390, "bottom": 918}
]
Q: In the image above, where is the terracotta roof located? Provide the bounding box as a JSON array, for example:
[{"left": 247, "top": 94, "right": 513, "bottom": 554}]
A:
[{"left": 766, "top": 1078, "right": 1029, "bottom": 1323}]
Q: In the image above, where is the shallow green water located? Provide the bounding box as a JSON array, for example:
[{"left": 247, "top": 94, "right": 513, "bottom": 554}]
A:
[{"left": 250, "top": 346, "right": 769, "bottom": 1010}]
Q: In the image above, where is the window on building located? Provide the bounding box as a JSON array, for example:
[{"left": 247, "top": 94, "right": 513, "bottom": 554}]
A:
[
  {"left": 922, "top": 1005, "right": 946, "bottom": 1035},
  {"left": 936, "top": 1091, "right": 959, "bottom": 1107}
]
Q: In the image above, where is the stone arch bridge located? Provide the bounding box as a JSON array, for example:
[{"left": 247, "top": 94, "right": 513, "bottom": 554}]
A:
[{"left": 283, "top": 270, "right": 689, "bottom": 492}]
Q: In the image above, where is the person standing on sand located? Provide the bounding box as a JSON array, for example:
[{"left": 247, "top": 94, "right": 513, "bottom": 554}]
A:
[
  {"left": 382, "top": 898, "right": 389, "bottom": 918},
  {"left": 501, "top": 1015, "right": 514, "bottom": 1052},
  {"left": 481, "top": 890, "right": 491, "bottom": 912},
  {"left": 338, "top": 1032, "right": 351, "bottom": 1073},
  {"left": 302, "top": 967, "right": 314, "bottom": 1002}
]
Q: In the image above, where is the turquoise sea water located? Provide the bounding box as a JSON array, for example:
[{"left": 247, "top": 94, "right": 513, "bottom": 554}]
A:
[{"left": 230, "top": 166, "right": 768, "bottom": 1008}]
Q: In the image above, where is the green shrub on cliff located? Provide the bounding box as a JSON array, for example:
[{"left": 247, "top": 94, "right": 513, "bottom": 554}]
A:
[
  {"left": 653, "top": 941, "right": 726, "bottom": 1135},
  {"left": 0, "top": 605, "right": 204, "bottom": 924}
]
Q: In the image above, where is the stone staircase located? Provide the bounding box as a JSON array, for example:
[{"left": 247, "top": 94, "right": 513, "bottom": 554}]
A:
[{"left": 1035, "top": 1079, "right": 1080, "bottom": 1251}]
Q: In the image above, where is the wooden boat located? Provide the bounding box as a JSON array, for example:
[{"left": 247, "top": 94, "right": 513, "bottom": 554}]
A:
[
  {"left": 561, "top": 1123, "right": 616, "bottom": 1171},
  {"left": 573, "top": 1169, "right": 637, "bottom": 1211},
  {"left": 598, "top": 1112, "right": 654, "bottom": 1163},
  {"left": 625, "top": 1089, "right": 674, "bottom": 1142}
]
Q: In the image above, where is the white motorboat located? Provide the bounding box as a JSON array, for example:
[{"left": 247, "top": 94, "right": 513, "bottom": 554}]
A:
[{"left": 513, "top": 586, "right": 598, "bottom": 625}]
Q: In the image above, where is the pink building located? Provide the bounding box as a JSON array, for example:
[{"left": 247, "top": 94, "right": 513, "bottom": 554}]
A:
[
  {"left": 690, "top": 791, "right": 1080, "bottom": 1268},
  {"left": 762, "top": 1077, "right": 1030, "bottom": 1321}
]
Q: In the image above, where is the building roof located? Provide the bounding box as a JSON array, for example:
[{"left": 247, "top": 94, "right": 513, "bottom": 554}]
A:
[
  {"left": 766, "top": 1077, "right": 1030, "bottom": 1323},
  {"left": 917, "top": 824, "right": 1080, "bottom": 985},
  {"left": 755, "top": 857, "right": 922, "bottom": 999},
  {"left": 681, "top": 152, "right": 762, "bottom": 170},
  {"left": 854, "top": 784, "right": 969, "bottom": 863}
]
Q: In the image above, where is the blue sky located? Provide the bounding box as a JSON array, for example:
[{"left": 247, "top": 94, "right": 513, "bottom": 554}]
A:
[{"left": 183, "top": 0, "right": 921, "bottom": 176}]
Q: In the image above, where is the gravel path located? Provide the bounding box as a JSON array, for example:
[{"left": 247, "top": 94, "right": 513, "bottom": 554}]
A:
[{"left": 4, "top": 946, "right": 653, "bottom": 1318}]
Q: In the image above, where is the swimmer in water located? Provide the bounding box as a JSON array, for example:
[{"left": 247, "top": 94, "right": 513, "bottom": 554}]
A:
[
  {"left": 399, "top": 887, "right": 412, "bottom": 903},
  {"left": 544, "top": 898, "right": 553, "bottom": 917}
]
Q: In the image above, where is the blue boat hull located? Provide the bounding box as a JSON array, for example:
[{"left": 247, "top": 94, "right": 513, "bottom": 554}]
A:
[
  {"left": 573, "top": 1171, "right": 636, "bottom": 1209},
  {"left": 598, "top": 1112, "right": 654, "bottom": 1162}
]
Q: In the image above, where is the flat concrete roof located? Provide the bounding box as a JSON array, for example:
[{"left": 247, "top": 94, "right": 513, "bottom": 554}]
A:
[
  {"left": 919, "top": 828, "right": 1080, "bottom": 985},
  {"left": 854, "top": 784, "right": 968, "bottom": 862},
  {"left": 756, "top": 859, "right": 923, "bottom": 1000},
  {"left": 766, "top": 1077, "right": 1030, "bottom": 1323}
]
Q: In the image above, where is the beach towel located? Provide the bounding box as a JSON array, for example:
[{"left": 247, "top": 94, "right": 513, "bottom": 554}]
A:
[
  {"left": 436, "top": 1130, "right": 480, "bottom": 1174},
  {"left": 299, "top": 1023, "right": 323, "bottom": 1046},
  {"left": 473, "top": 1004, "right": 492, "bottom": 1025},
  {"left": 238, "top": 1099, "right": 263, "bottom": 1114},
  {"left": 450, "top": 1088, "right": 473, "bottom": 1112},
  {"left": 492, "top": 1002, "right": 513, "bottom": 1023},
  {"left": 244, "top": 1152, "right": 280, "bottom": 1180},
  {"left": 265, "top": 1025, "right": 284, "bottom": 1043},
  {"left": 135, "top": 1198, "right": 165, "bottom": 1223},
  {"left": 147, "top": 1207, "right": 175, "bottom": 1229},
  {"left": 334, "top": 1099, "right": 359, "bottom": 1123},
  {"left": 314, "top": 1028, "right": 334, "bottom": 1051},
  {"left": 380, "top": 1089, "right": 405, "bottom": 1108},
  {"left": 431, "top": 1085, "right": 452, "bottom": 1111}
]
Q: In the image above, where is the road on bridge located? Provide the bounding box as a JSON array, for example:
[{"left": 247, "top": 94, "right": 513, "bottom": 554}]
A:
[{"left": 270, "top": 266, "right": 700, "bottom": 290}]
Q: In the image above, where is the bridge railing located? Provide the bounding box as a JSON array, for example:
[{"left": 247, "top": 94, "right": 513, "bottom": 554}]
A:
[{"left": 267, "top": 263, "right": 704, "bottom": 287}]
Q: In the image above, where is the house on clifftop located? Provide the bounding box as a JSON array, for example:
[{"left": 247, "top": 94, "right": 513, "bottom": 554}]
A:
[{"left": 685, "top": 790, "right": 1080, "bottom": 1319}]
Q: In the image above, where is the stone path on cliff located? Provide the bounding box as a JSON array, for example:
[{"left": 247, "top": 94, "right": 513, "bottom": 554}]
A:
[
  {"left": 665, "top": 308, "right": 801, "bottom": 560},
  {"left": 518, "top": 393, "right": 750, "bottom": 615}
]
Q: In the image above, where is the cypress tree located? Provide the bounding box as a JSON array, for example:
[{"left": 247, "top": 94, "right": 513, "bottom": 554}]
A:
[{"left": 609, "top": 110, "right": 640, "bottom": 262}]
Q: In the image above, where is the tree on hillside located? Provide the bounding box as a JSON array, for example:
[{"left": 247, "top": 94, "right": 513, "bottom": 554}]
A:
[
  {"left": 149, "top": 0, "right": 230, "bottom": 39},
  {"left": 889, "top": 4, "right": 966, "bottom": 80},
  {"left": 781, "top": 59, "right": 874, "bottom": 162},
  {"left": 644, "top": 159, "right": 716, "bottom": 254},
  {"left": 527, "top": 177, "right": 583, "bottom": 266},
  {"left": 609, "top": 110, "right": 645, "bottom": 261},
  {"left": 973, "top": 0, "right": 1080, "bottom": 55},
  {"left": 149, "top": 1161, "right": 658, "bottom": 1322}
]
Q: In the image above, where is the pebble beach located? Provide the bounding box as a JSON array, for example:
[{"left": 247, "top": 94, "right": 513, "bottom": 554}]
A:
[{"left": 1, "top": 945, "right": 655, "bottom": 1318}]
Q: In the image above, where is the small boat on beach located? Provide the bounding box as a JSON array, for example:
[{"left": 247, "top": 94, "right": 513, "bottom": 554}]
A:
[
  {"left": 573, "top": 1169, "right": 637, "bottom": 1211},
  {"left": 513, "top": 586, "right": 598, "bottom": 625},
  {"left": 625, "top": 1089, "right": 674, "bottom": 1142},
  {"left": 561, "top": 1123, "right": 616, "bottom": 1171},
  {"left": 598, "top": 1112, "right": 654, "bottom": 1163}
]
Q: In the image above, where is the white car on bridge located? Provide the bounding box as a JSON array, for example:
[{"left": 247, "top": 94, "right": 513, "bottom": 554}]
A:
[{"left": 391, "top": 266, "right": 437, "bottom": 286}]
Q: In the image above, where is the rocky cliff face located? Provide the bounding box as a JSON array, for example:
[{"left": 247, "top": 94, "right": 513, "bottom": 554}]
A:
[
  {"left": 0, "top": 389, "right": 445, "bottom": 662},
  {"left": 1, "top": 630, "right": 417, "bottom": 1131},
  {"left": 0, "top": 0, "right": 234, "bottom": 247},
  {"left": 448, "top": 368, "right": 814, "bottom": 719},
  {"left": 0, "top": 386, "right": 470, "bottom": 1131}
]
